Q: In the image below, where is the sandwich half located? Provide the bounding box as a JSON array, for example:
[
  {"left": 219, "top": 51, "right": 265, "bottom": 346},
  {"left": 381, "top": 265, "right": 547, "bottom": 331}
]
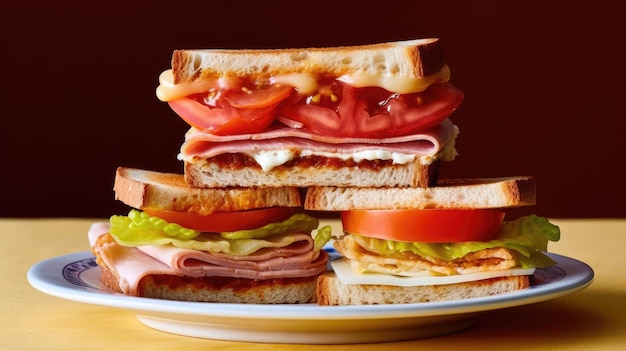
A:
[
  {"left": 156, "top": 38, "right": 462, "bottom": 188},
  {"left": 304, "top": 176, "right": 561, "bottom": 305},
  {"left": 88, "top": 167, "right": 331, "bottom": 303}
]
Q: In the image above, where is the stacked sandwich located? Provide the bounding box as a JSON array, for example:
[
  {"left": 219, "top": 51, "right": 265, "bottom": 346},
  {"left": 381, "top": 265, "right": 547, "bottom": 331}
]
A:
[{"left": 89, "top": 38, "right": 560, "bottom": 305}]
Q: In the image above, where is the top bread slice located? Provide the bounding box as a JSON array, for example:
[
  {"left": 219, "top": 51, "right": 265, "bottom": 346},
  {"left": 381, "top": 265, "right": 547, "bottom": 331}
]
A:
[
  {"left": 113, "top": 167, "right": 301, "bottom": 215},
  {"left": 304, "top": 176, "right": 536, "bottom": 211},
  {"left": 172, "top": 38, "right": 444, "bottom": 83}
]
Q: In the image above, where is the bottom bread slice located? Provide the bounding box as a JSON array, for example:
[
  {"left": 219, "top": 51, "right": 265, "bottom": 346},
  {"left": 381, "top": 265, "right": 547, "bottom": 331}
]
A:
[
  {"left": 184, "top": 157, "right": 437, "bottom": 188},
  {"left": 100, "top": 264, "right": 318, "bottom": 304},
  {"left": 315, "top": 272, "right": 530, "bottom": 305}
]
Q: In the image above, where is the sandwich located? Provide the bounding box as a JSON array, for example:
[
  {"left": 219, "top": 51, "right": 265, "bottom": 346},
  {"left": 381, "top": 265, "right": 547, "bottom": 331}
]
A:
[
  {"left": 304, "top": 176, "right": 561, "bottom": 305},
  {"left": 155, "top": 38, "right": 463, "bottom": 188},
  {"left": 89, "top": 38, "right": 558, "bottom": 308},
  {"left": 88, "top": 167, "right": 331, "bottom": 303}
]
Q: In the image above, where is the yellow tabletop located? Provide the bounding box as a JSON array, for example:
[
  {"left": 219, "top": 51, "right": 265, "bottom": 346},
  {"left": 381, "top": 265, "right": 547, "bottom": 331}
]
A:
[{"left": 2, "top": 218, "right": 624, "bottom": 350}]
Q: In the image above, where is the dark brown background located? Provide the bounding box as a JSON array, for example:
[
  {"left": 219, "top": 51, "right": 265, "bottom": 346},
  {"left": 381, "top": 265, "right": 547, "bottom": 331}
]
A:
[{"left": 1, "top": 1, "right": 624, "bottom": 218}]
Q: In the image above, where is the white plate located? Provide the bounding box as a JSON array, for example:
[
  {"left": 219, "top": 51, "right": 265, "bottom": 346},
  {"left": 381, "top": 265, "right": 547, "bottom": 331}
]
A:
[{"left": 27, "top": 250, "right": 593, "bottom": 344}]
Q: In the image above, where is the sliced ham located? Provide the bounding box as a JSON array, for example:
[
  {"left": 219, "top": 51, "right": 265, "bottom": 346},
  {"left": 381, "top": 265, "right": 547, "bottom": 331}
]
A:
[
  {"left": 88, "top": 223, "right": 328, "bottom": 296},
  {"left": 89, "top": 223, "right": 177, "bottom": 295},
  {"left": 180, "top": 118, "right": 456, "bottom": 162},
  {"left": 137, "top": 232, "right": 326, "bottom": 277}
]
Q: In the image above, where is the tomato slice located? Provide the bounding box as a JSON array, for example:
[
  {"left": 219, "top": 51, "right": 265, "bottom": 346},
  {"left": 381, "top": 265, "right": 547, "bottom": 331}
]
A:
[
  {"left": 224, "top": 85, "right": 293, "bottom": 108},
  {"left": 168, "top": 97, "right": 277, "bottom": 135},
  {"left": 340, "top": 209, "right": 505, "bottom": 243},
  {"left": 279, "top": 82, "right": 464, "bottom": 138},
  {"left": 168, "top": 85, "right": 294, "bottom": 135},
  {"left": 144, "top": 207, "right": 295, "bottom": 232}
]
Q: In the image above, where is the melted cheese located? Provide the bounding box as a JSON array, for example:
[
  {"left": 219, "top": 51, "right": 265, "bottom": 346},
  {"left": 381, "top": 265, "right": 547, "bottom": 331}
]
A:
[
  {"left": 248, "top": 133, "right": 458, "bottom": 172},
  {"left": 254, "top": 150, "right": 296, "bottom": 172},
  {"left": 270, "top": 73, "right": 318, "bottom": 94},
  {"left": 338, "top": 65, "right": 451, "bottom": 94},
  {"left": 250, "top": 148, "right": 422, "bottom": 172},
  {"left": 300, "top": 149, "right": 417, "bottom": 164},
  {"left": 331, "top": 259, "right": 536, "bottom": 287},
  {"left": 156, "top": 66, "right": 451, "bottom": 102},
  {"left": 156, "top": 70, "right": 214, "bottom": 102}
]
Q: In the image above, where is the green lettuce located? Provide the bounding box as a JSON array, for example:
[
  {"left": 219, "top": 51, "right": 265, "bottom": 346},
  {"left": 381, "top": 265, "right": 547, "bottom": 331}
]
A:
[
  {"left": 313, "top": 225, "right": 333, "bottom": 252},
  {"left": 108, "top": 210, "right": 330, "bottom": 256},
  {"left": 110, "top": 209, "right": 201, "bottom": 241},
  {"left": 219, "top": 213, "right": 320, "bottom": 239},
  {"left": 350, "top": 215, "right": 561, "bottom": 269}
]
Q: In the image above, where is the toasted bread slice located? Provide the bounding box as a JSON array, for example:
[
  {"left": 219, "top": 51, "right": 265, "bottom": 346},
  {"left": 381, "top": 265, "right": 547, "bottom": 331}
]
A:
[
  {"left": 184, "top": 157, "right": 438, "bottom": 188},
  {"left": 304, "top": 176, "right": 536, "bottom": 211},
  {"left": 99, "top": 262, "right": 318, "bottom": 304},
  {"left": 113, "top": 167, "right": 301, "bottom": 215},
  {"left": 316, "top": 271, "right": 530, "bottom": 305},
  {"left": 172, "top": 38, "right": 444, "bottom": 84}
]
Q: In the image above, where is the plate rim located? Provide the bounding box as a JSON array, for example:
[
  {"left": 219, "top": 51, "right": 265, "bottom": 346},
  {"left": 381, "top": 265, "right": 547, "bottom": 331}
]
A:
[{"left": 27, "top": 251, "right": 594, "bottom": 321}]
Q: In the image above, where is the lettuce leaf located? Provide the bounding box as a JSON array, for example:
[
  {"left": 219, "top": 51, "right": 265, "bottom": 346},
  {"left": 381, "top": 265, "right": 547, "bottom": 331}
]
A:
[
  {"left": 219, "top": 213, "right": 319, "bottom": 239},
  {"left": 110, "top": 210, "right": 201, "bottom": 242},
  {"left": 350, "top": 215, "right": 561, "bottom": 269},
  {"left": 313, "top": 225, "right": 333, "bottom": 252},
  {"left": 108, "top": 210, "right": 329, "bottom": 256}
]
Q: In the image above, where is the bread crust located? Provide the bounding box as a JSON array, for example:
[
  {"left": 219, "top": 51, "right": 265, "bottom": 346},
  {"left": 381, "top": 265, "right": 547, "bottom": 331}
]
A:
[
  {"left": 304, "top": 176, "right": 535, "bottom": 211},
  {"left": 172, "top": 38, "right": 444, "bottom": 83},
  {"left": 316, "top": 272, "right": 530, "bottom": 305},
  {"left": 113, "top": 167, "right": 302, "bottom": 215},
  {"left": 184, "top": 157, "right": 437, "bottom": 188}
]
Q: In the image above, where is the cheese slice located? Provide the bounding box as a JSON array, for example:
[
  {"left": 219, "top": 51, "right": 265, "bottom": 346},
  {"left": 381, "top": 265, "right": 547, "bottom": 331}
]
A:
[{"left": 331, "top": 258, "right": 536, "bottom": 287}]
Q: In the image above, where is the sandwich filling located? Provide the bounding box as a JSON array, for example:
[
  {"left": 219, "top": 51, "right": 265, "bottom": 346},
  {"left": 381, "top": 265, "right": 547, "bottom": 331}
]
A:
[
  {"left": 331, "top": 215, "right": 560, "bottom": 287},
  {"left": 156, "top": 65, "right": 461, "bottom": 140},
  {"left": 179, "top": 118, "right": 458, "bottom": 172},
  {"left": 156, "top": 65, "right": 451, "bottom": 103},
  {"left": 89, "top": 212, "right": 331, "bottom": 296}
]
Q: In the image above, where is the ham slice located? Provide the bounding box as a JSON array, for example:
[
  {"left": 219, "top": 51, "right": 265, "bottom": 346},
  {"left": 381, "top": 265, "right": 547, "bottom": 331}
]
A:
[
  {"left": 137, "top": 232, "right": 327, "bottom": 278},
  {"left": 89, "top": 223, "right": 176, "bottom": 295},
  {"left": 88, "top": 223, "right": 328, "bottom": 296},
  {"left": 180, "top": 118, "right": 456, "bottom": 162}
]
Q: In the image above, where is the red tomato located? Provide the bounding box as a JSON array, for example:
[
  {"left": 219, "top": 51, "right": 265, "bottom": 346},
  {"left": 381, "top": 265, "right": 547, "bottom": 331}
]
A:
[
  {"left": 279, "top": 82, "right": 464, "bottom": 138},
  {"left": 168, "top": 85, "right": 293, "bottom": 135},
  {"left": 224, "top": 85, "right": 293, "bottom": 108},
  {"left": 340, "top": 209, "right": 505, "bottom": 243},
  {"left": 168, "top": 97, "right": 277, "bottom": 135},
  {"left": 144, "top": 207, "right": 295, "bottom": 232}
]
